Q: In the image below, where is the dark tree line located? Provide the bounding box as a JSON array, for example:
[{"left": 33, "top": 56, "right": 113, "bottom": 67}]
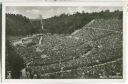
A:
[
  {"left": 6, "top": 10, "right": 122, "bottom": 36},
  {"left": 6, "top": 40, "right": 25, "bottom": 79},
  {"left": 6, "top": 14, "right": 42, "bottom": 36},
  {"left": 43, "top": 10, "right": 122, "bottom": 34}
]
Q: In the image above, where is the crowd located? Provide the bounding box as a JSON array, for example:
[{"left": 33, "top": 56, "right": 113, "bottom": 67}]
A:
[
  {"left": 12, "top": 19, "right": 122, "bottom": 79},
  {"left": 85, "top": 19, "right": 122, "bottom": 31}
]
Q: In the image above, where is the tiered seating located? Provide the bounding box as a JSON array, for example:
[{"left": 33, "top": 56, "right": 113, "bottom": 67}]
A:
[
  {"left": 13, "top": 19, "right": 123, "bottom": 79},
  {"left": 85, "top": 19, "right": 122, "bottom": 31}
]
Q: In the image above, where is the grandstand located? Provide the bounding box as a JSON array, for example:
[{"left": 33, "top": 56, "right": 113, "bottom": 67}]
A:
[{"left": 12, "top": 19, "right": 123, "bottom": 79}]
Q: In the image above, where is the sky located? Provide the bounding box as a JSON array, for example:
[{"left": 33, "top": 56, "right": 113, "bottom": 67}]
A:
[{"left": 6, "top": 6, "right": 122, "bottom": 19}]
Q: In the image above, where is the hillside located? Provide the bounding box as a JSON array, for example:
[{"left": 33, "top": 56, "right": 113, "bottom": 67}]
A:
[
  {"left": 6, "top": 14, "right": 42, "bottom": 36},
  {"left": 43, "top": 10, "right": 122, "bottom": 34},
  {"left": 6, "top": 10, "right": 122, "bottom": 37},
  {"left": 11, "top": 18, "right": 123, "bottom": 79}
]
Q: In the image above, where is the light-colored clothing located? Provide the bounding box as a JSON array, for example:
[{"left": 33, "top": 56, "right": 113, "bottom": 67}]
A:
[
  {"left": 20, "top": 68, "right": 27, "bottom": 79},
  {"left": 7, "top": 73, "right": 11, "bottom": 79},
  {"left": 33, "top": 74, "right": 38, "bottom": 79}
]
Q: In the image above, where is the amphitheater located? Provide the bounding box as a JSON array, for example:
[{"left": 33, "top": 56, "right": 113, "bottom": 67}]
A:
[{"left": 13, "top": 19, "right": 123, "bottom": 79}]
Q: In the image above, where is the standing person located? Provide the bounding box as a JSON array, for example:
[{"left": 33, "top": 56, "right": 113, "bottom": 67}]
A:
[
  {"left": 20, "top": 68, "right": 27, "bottom": 79},
  {"left": 30, "top": 70, "right": 34, "bottom": 79},
  {"left": 26, "top": 69, "right": 30, "bottom": 78},
  {"left": 33, "top": 71, "right": 38, "bottom": 79},
  {"left": 26, "top": 65, "right": 31, "bottom": 78},
  {"left": 7, "top": 71, "right": 12, "bottom": 79}
]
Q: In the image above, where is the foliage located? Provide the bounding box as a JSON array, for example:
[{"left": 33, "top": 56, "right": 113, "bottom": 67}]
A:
[
  {"left": 6, "top": 10, "right": 122, "bottom": 36},
  {"left": 6, "top": 40, "right": 25, "bottom": 79},
  {"left": 6, "top": 14, "right": 41, "bottom": 36}
]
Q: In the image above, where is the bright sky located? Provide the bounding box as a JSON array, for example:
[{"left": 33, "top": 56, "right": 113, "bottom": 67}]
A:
[{"left": 6, "top": 6, "right": 122, "bottom": 19}]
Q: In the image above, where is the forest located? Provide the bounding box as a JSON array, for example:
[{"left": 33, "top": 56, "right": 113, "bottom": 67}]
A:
[{"left": 6, "top": 10, "right": 122, "bottom": 36}]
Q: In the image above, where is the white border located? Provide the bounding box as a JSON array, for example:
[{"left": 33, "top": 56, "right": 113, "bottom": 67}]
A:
[
  {"left": 2, "top": 1, "right": 124, "bottom": 6},
  {"left": 2, "top": 1, "right": 128, "bottom": 84},
  {"left": 3, "top": 0, "right": 128, "bottom": 3},
  {"left": 0, "top": 1, "right": 2, "bottom": 82}
]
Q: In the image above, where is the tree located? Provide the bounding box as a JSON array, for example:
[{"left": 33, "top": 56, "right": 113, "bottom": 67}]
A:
[{"left": 6, "top": 40, "right": 25, "bottom": 79}]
